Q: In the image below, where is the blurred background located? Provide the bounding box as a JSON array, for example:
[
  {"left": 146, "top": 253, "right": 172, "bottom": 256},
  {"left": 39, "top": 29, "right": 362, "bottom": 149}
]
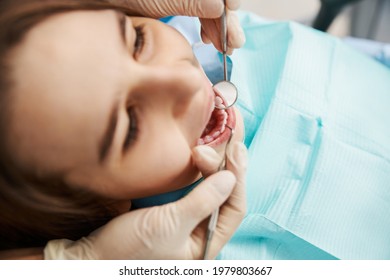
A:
[{"left": 240, "top": 0, "right": 390, "bottom": 43}]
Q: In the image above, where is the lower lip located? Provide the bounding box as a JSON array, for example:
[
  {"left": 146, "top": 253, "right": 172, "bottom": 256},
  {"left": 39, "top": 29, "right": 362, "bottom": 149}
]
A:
[{"left": 200, "top": 88, "right": 236, "bottom": 148}]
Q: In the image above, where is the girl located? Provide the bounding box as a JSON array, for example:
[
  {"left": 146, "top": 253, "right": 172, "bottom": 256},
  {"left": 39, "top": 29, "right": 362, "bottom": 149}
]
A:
[
  {"left": 2, "top": 0, "right": 390, "bottom": 260},
  {"left": 0, "top": 0, "right": 246, "bottom": 258}
]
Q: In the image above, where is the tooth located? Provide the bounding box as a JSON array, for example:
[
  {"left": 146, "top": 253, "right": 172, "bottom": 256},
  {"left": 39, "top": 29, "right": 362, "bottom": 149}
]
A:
[
  {"left": 221, "top": 125, "right": 226, "bottom": 133},
  {"left": 204, "top": 135, "right": 214, "bottom": 143},
  {"left": 198, "top": 139, "right": 205, "bottom": 145},
  {"left": 215, "top": 96, "right": 223, "bottom": 106},
  {"left": 212, "top": 131, "right": 220, "bottom": 138},
  {"left": 215, "top": 124, "right": 223, "bottom": 133}
]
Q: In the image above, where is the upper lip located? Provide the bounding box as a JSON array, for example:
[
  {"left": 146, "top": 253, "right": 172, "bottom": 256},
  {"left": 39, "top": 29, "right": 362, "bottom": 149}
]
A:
[{"left": 202, "top": 83, "right": 215, "bottom": 132}]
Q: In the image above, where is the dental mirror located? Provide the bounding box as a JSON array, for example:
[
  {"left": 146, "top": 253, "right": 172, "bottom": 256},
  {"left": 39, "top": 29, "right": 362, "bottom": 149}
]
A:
[
  {"left": 213, "top": 80, "right": 238, "bottom": 109},
  {"left": 213, "top": 0, "right": 238, "bottom": 110}
]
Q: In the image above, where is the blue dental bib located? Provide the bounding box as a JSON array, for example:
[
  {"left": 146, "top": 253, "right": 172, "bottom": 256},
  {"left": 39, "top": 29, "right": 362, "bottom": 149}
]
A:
[{"left": 137, "top": 13, "right": 390, "bottom": 260}]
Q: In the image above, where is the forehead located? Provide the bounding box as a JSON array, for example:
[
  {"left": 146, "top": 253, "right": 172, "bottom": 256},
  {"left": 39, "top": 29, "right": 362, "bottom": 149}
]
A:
[
  {"left": 7, "top": 10, "right": 125, "bottom": 173},
  {"left": 20, "top": 9, "right": 124, "bottom": 75}
]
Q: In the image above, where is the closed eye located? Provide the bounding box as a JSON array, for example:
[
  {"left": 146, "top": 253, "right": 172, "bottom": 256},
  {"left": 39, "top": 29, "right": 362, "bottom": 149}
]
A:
[
  {"left": 123, "top": 107, "right": 138, "bottom": 150},
  {"left": 133, "top": 25, "right": 145, "bottom": 59}
]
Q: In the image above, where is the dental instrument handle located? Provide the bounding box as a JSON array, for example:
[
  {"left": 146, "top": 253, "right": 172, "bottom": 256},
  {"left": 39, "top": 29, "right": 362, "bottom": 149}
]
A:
[
  {"left": 221, "top": 0, "right": 228, "bottom": 81},
  {"left": 223, "top": 53, "right": 228, "bottom": 81},
  {"left": 202, "top": 207, "right": 219, "bottom": 260},
  {"left": 202, "top": 126, "right": 234, "bottom": 260}
]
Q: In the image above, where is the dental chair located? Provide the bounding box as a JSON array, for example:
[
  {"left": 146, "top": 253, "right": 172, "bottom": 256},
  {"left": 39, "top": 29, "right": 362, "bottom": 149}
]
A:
[
  {"left": 312, "top": 0, "right": 363, "bottom": 31},
  {"left": 313, "top": 0, "right": 390, "bottom": 68}
]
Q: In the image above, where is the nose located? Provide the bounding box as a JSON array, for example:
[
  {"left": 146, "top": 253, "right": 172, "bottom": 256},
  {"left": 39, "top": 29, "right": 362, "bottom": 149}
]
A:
[{"left": 134, "top": 63, "right": 204, "bottom": 111}]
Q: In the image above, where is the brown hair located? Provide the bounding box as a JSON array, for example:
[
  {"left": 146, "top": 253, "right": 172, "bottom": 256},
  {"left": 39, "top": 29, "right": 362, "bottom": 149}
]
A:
[{"left": 0, "top": 0, "right": 136, "bottom": 250}]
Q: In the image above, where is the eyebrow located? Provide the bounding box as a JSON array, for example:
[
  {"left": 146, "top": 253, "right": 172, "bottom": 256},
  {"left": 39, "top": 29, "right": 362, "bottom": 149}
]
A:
[{"left": 116, "top": 11, "right": 127, "bottom": 46}]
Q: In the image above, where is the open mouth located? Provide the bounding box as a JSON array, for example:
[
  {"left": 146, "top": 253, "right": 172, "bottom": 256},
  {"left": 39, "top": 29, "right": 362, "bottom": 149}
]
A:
[{"left": 197, "top": 91, "right": 235, "bottom": 146}]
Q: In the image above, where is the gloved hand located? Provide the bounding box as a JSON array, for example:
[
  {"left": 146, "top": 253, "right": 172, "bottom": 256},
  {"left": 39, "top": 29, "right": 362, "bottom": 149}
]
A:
[
  {"left": 111, "top": 0, "right": 245, "bottom": 54},
  {"left": 44, "top": 142, "right": 247, "bottom": 259}
]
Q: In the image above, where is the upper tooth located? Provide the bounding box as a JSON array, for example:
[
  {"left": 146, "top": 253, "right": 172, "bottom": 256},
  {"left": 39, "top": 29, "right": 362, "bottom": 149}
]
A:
[{"left": 215, "top": 96, "right": 223, "bottom": 106}]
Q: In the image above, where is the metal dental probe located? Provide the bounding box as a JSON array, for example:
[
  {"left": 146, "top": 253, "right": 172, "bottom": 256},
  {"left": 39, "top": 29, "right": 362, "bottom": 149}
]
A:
[
  {"left": 202, "top": 125, "right": 234, "bottom": 260},
  {"left": 221, "top": 0, "right": 228, "bottom": 81},
  {"left": 213, "top": 0, "right": 238, "bottom": 111}
]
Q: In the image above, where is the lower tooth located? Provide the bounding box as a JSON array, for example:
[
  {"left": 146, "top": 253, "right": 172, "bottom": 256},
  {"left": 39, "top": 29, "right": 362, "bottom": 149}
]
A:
[
  {"left": 204, "top": 135, "right": 214, "bottom": 143},
  {"left": 212, "top": 131, "right": 220, "bottom": 138},
  {"left": 198, "top": 139, "right": 205, "bottom": 145}
]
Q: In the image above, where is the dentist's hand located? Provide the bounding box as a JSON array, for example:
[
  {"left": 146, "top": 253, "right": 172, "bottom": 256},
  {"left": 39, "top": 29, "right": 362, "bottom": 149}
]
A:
[
  {"left": 111, "top": 0, "right": 246, "bottom": 53},
  {"left": 44, "top": 142, "right": 247, "bottom": 260}
]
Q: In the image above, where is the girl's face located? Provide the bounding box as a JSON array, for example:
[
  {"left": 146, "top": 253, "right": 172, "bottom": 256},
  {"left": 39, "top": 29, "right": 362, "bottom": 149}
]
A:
[{"left": 7, "top": 10, "right": 237, "bottom": 200}]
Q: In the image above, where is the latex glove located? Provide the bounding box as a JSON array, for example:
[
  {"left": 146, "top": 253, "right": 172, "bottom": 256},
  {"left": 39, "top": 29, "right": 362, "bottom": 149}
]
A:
[
  {"left": 199, "top": 5, "right": 245, "bottom": 54},
  {"left": 44, "top": 142, "right": 247, "bottom": 259},
  {"left": 111, "top": 0, "right": 245, "bottom": 54}
]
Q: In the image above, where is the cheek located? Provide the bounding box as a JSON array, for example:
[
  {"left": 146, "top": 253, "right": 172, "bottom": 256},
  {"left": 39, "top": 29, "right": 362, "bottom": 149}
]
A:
[
  {"left": 64, "top": 123, "right": 203, "bottom": 200},
  {"left": 114, "top": 136, "right": 200, "bottom": 199}
]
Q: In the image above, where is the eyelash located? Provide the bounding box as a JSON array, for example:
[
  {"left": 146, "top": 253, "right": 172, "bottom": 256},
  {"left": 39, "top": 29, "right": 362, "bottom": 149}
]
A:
[
  {"left": 124, "top": 107, "right": 138, "bottom": 149},
  {"left": 123, "top": 25, "right": 145, "bottom": 149},
  {"left": 134, "top": 25, "right": 145, "bottom": 58}
]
